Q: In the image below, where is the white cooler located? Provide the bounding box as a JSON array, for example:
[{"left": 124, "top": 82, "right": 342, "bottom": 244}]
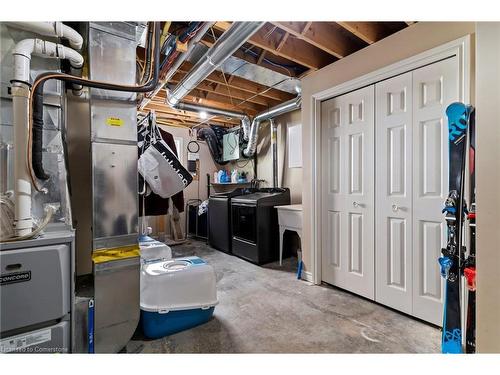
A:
[
  {"left": 139, "top": 235, "right": 172, "bottom": 262},
  {"left": 140, "top": 256, "right": 218, "bottom": 339}
]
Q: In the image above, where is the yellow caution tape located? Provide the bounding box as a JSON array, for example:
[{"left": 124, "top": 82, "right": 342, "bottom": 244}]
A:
[
  {"left": 106, "top": 117, "right": 124, "bottom": 127},
  {"left": 92, "top": 244, "right": 140, "bottom": 264}
]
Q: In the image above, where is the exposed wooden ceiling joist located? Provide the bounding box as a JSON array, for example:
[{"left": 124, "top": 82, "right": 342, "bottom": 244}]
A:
[
  {"left": 138, "top": 21, "right": 410, "bottom": 128},
  {"left": 336, "top": 22, "right": 391, "bottom": 45},
  {"left": 143, "top": 104, "right": 240, "bottom": 127},
  {"left": 199, "top": 37, "right": 301, "bottom": 77},
  {"left": 272, "top": 21, "right": 362, "bottom": 59},
  {"left": 256, "top": 50, "right": 267, "bottom": 65},
  {"left": 214, "top": 22, "right": 336, "bottom": 70},
  {"left": 154, "top": 88, "right": 264, "bottom": 114},
  {"left": 170, "top": 73, "right": 281, "bottom": 107}
]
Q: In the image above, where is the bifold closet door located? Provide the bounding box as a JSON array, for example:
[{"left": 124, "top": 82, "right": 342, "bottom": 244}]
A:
[
  {"left": 412, "top": 57, "right": 459, "bottom": 326},
  {"left": 321, "top": 85, "right": 375, "bottom": 299},
  {"left": 375, "top": 72, "right": 413, "bottom": 314}
]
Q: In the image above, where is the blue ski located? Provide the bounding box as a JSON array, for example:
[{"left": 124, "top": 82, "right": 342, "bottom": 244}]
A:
[{"left": 439, "top": 102, "right": 472, "bottom": 354}]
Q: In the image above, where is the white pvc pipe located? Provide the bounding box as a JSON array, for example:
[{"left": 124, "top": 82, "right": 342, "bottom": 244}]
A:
[
  {"left": 10, "top": 38, "right": 84, "bottom": 237},
  {"left": 13, "top": 39, "right": 84, "bottom": 82},
  {"left": 8, "top": 22, "right": 83, "bottom": 50},
  {"left": 11, "top": 83, "right": 32, "bottom": 237}
]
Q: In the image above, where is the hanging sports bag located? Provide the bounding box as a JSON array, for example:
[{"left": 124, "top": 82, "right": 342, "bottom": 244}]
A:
[{"left": 138, "top": 112, "right": 192, "bottom": 198}]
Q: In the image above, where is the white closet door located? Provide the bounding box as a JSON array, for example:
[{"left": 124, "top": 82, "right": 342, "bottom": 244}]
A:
[
  {"left": 412, "top": 57, "right": 459, "bottom": 325},
  {"left": 375, "top": 72, "right": 413, "bottom": 314},
  {"left": 321, "top": 85, "right": 375, "bottom": 299}
]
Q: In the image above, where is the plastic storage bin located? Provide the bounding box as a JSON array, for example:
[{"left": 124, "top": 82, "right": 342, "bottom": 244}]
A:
[
  {"left": 140, "top": 256, "right": 218, "bottom": 339},
  {"left": 139, "top": 235, "right": 172, "bottom": 262}
]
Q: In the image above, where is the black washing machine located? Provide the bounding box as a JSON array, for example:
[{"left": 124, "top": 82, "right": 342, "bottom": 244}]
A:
[
  {"left": 231, "top": 188, "right": 290, "bottom": 265},
  {"left": 208, "top": 188, "right": 253, "bottom": 253}
]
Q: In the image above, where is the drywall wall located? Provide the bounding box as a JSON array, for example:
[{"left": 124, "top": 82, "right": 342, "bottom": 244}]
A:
[
  {"left": 256, "top": 109, "right": 303, "bottom": 204},
  {"left": 475, "top": 22, "right": 500, "bottom": 353},
  {"left": 301, "top": 22, "right": 475, "bottom": 279}
]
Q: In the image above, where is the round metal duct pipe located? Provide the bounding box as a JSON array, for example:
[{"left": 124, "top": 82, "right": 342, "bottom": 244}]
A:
[
  {"left": 166, "top": 22, "right": 264, "bottom": 107},
  {"left": 243, "top": 96, "right": 301, "bottom": 157}
]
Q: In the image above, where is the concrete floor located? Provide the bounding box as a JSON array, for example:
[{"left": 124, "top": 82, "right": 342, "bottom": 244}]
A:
[{"left": 126, "top": 240, "right": 440, "bottom": 353}]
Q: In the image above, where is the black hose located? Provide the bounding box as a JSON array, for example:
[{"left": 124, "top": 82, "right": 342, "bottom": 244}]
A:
[
  {"left": 32, "top": 89, "right": 48, "bottom": 180},
  {"left": 141, "top": 24, "right": 153, "bottom": 84},
  {"left": 31, "top": 22, "right": 161, "bottom": 181}
]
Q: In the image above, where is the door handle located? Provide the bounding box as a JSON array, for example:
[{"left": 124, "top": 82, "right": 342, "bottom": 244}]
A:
[
  {"left": 392, "top": 204, "right": 405, "bottom": 212},
  {"left": 352, "top": 201, "right": 364, "bottom": 208}
]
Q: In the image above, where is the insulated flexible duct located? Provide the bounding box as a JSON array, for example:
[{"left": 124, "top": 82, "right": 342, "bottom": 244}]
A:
[
  {"left": 28, "top": 22, "right": 161, "bottom": 188},
  {"left": 197, "top": 127, "right": 229, "bottom": 165}
]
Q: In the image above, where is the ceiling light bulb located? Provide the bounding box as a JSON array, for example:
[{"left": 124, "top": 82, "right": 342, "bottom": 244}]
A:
[{"left": 199, "top": 111, "right": 208, "bottom": 119}]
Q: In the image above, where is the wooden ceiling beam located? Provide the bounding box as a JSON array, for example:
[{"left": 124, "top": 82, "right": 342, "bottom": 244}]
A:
[
  {"left": 199, "top": 37, "right": 299, "bottom": 77},
  {"left": 276, "top": 32, "right": 289, "bottom": 52},
  {"left": 143, "top": 105, "right": 240, "bottom": 127},
  {"left": 256, "top": 50, "right": 267, "bottom": 65},
  {"left": 301, "top": 22, "right": 313, "bottom": 35},
  {"left": 336, "top": 22, "right": 390, "bottom": 45},
  {"left": 214, "top": 22, "right": 335, "bottom": 70},
  {"left": 272, "top": 21, "right": 360, "bottom": 59},
  {"left": 155, "top": 88, "right": 265, "bottom": 113},
  {"left": 170, "top": 73, "right": 280, "bottom": 107},
  {"left": 182, "top": 94, "right": 259, "bottom": 117}
]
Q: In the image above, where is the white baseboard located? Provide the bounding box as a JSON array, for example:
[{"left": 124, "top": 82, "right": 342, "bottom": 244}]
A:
[{"left": 300, "top": 270, "right": 313, "bottom": 283}]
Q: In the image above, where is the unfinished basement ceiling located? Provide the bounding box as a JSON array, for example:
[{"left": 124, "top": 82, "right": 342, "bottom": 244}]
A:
[{"left": 139, "top": 21, "right": 413, "bottom": 128}]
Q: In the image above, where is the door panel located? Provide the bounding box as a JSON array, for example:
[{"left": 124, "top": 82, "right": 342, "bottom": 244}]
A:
[
  {"left": 412, "top": 57, "right": 459, "bottom": 325},
  {"left": 322, "top": 85, "right": 375, "bottom": 299},
  {"left": 349, "top": 213, "right": 363, "bottom": 274},
  {"left": 320, "top": 55, "right": 459, "bottom": 325},
  {"left": 375, "top": 72, "right": 413, "bottom": 314},
  {"left": 326, "top": 211, "right": 341, "bottom": 267}
]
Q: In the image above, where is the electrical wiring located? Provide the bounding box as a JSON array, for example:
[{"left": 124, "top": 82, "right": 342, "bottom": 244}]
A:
[
  {"left": 236, "top": 157, "right": 252, "bottom": 169},
  {"left": 209, "top": 27, "right": 235, "bottom": 106},
  {"left": 27, "top": 21, "right": 161, "bottom": 191},
  {"left": 140, "top": 23, "right": 153, "bottom": 83}
]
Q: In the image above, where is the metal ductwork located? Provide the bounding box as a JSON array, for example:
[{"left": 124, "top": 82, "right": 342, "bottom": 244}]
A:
[
  {"left": 270, "top": 118, "right": 278, "bottom": 188},
  {"left": 176, "top": 102, "right": 251, "bottom": 140},
  {"left": 139, "top": 22, "right": 214, "bottom": 110},
  {"left": 166, "top": 22, "right": 264, "bottom": 107},
  {"left": 243, "top": 96, "right": 301, "bottom": 157}
]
